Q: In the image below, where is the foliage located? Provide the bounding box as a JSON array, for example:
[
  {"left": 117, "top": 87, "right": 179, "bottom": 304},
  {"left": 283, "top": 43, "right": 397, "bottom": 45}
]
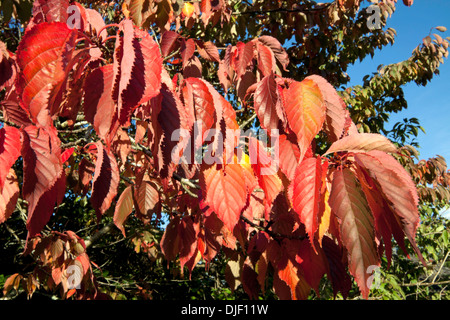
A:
[{"left": 0, "top": 0, "right": 449, "bottom": 300}]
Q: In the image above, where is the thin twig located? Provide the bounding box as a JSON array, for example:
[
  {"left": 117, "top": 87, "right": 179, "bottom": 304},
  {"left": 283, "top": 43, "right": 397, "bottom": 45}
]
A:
[
  {"left": 173, "top": 173, "right": 200, "bottom": 190},
  {"left": 233, "top": 3, "right": 332, "bottom": 16},
  {"left": 0, "top": 116, "right": 20, "bottom": 129},
  {"left": 149, "top": 25, "right": 162, "bottom": 54},
  {"left": 164, "top": 48, "right": 181, "bottom": 62},
  {"left": 431, "top": 250, "right": 450, "bottom": 283},
  {"left": 3, "top": 223, "right": 23, "bottom": 247},
  {"left": 401, "top": 280, "right": 450, "bottom": 287},
  {"left": 239, "top": 112, "right": 257, "bottom": 130},
  {"left": 240, "top": 215, "right": 307, "bottom": 241},
  {"left": 61, "top": 138, "right": 87, "bottom": 149},
  {"left": 58, "top": 125, "right": 92, "bottom": 134}
]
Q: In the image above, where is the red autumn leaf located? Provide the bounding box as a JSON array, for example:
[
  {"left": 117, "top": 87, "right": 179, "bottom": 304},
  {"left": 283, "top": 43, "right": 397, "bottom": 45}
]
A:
[
  {"left": 354, "top": 150, "right": 425, "bottom": 264},
  {"left": 90, "top": 142, "right": 120, "bottom": 218},
  {"left": 305, "top": 75, "right": 354, "bottom": 142},
  {"left": 21, "top": 125, "right": 65, "bottom": 239},
  {"left": 222, "top": 96, "right": 240, "bottom": 131},
  {"left": 236, "top": 72, "right": 256, "bottom": 106},
  {"left": 218, "top": 60, "right": 232, "bottom": 93},
  {"left": 289, "top": 157, "right": 322, "bottom": 250},
  {"left": 321, "top": 236, "right": 352, "bottom": 299},
  {"left": 184, "top": 77, "right": 217, "bottom": 141},
  {"left": 134, "top": 180, "right": 160, "bottom": 221},
  {"left": 237, "top": 41, "right": 255, "bottom": 79},
  {"left": 0, "top": 93, "right": 33, "bottom": 128},
  {"left": 76, "top": 5, "right": 107, "bottom": 40},
  {"left": 112, "top": 20, "right": 134, "bottom": 99},
  {"left": 76, "top": 253, "right": 91, "bottom": 276},
  {"left": 196, "top": 40, "right": 220, "bottom": 62},
  {"left": 83, "top": 64, "right": 117, "bottom": 142},
  {"left": 61, "top": 147, "right": 75, "bottom": 163},
  {"left": 257, "top": 36, "right": 290, "bottom": 71},
  {"left": 329, "top": 168, "right": 379, "bottom": 299},
  {"left": 181, "top": 38, "right": 196, "bottom": 69},
  {"left": 200, "top": 163, "right": 248, "bottom": 232},
  {"left": 16, "top": 22, "right": 77, "bottom": 125},
  {"left": 31, "top": 0, "right": 68, "bottom": 24},
  {"left": 200, "top": 0, "right": 212, "bottom": 25},
  {"left": 241, "top": 260, "right": 262, "bottom": 299},
  {"left": 0, "top": 41, "right": 15, "bottom": 91},
  {"left": 324, "top": 133, "right": 397, "bottom": 155},
  {"left": 248, "top": 137, "right": 283, "bottom": 209},
  {"left": 151, "top": 82, "right": 190, "bottom": 180},
  {"left": 0, "top": 125, "right": 21, "bottom": 189},
  {"left": 267, "top": 240, "right": 305, "bottom": 300},
  {"left": 183, "top": 55, "right": 203, "bottom": 78},
  {"left": 135, "top": 31, "right": 163, "bottom": 101},
  {"left": 283, "top": 78, "right": 326, "bottom": 162},
  {"left": 278, "top": 133, "right": 300, "bottom": 180},
  {"left": 254, "top": 72, "right": 285, "bottom": 131},
  {"left": 355, "top": 165, "right": 407, "bottom": 267},
  {"left": 160, "top": 30, "right": 181, "bottom": 57},
  {"left": 403, "top": 0, "right": 413, "bottom": 6},
  {"left": 78, "top": 158, "right": 95, "bottom": 195},
  {"left": 256, "top": 42, "right": 276, "bottom": 77},
  {"left": 297, "top": 240, "right": 329, "bottom": 294},
  {"left": 113, "top": 185, "right": 134, "bottom": 237},
  {"left": 124, "top": 0, "right": 155, "bottom": 28},
  {"left": 2, "top": 273, "right": 22, "bottom": 296},
  {"left": 178, "top": 216, "right": 200, "bottom": 271},
  {"left": 112, "top": 20, "right": 136, "bottom": 125},
  {"left": 0, "top": 169, "right": 20, "bottom": 224},
  {"left": 160, "top": 215, "right": 181, "bottom": 262}
]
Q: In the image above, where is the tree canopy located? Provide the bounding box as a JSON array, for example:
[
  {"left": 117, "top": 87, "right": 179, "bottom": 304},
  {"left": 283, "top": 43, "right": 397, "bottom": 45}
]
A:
[{"left": 0, "top": 0, "right": 449, "bottom": 300}]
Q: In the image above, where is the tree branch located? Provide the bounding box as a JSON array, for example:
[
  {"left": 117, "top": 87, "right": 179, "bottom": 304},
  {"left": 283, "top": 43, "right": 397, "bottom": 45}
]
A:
[
  {"left": 240, "top": 214, "right": 308, "bottom": 241},
  {"left": 84, "top": 221, "right": 117, "bottom": 250},
  {"left": 401, "top": 280, "right": 450, "bottom": 287},
  {"left": 239, "top": 112, "right": 257, "bottom": 130},
  {"left": 233, "top": 3, "right": 332, "bottom": 16},
  {"left": 61, "top": 138, "right": 87, "bottom": 149}
]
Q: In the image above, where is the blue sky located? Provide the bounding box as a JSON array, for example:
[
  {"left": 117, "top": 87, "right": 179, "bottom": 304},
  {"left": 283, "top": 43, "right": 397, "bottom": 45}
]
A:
[
  {"left": 345, "top": 0, "right": 450, "bottom": 216},
  {"left": 346, "top": 0, "right": 450, "bottom": 162}
]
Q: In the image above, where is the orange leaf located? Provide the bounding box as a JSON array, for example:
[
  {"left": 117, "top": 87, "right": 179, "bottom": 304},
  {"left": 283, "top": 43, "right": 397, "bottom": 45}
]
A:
[
  {"left": 324, "top": 133, "right": 397, "bottom": 155},
  {"left": 306, "top": 75, "right": 355, "bottom": 142},
  {"left": 201, "top": 163, "right": 248, "bottom": 232},
  {"left": 289, "top": 157, "right": 322, "bottom": 251},
  {"left": 113, "top": 186, "right": 134, "bottom": 237},
  {"left": 0, "top": 169, "right": 19, "bottom": 224},
  {"left": 283, "top": 79, "right": 325, "bottom": 162},
  {"left": 254, "top": 72, "right": 285, "bottom": 131},
  {"left": 16, "top": 22, "right": 77, "bottom": 125}
]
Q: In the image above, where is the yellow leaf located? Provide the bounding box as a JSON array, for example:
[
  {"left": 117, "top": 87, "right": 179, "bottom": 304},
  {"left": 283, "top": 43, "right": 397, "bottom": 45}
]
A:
[
  {"left": 122, "top": 3, "right": 130, "bottom": 19},
  {"left": 318, "top": 189, "right": 331, "bottom": 247}
]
